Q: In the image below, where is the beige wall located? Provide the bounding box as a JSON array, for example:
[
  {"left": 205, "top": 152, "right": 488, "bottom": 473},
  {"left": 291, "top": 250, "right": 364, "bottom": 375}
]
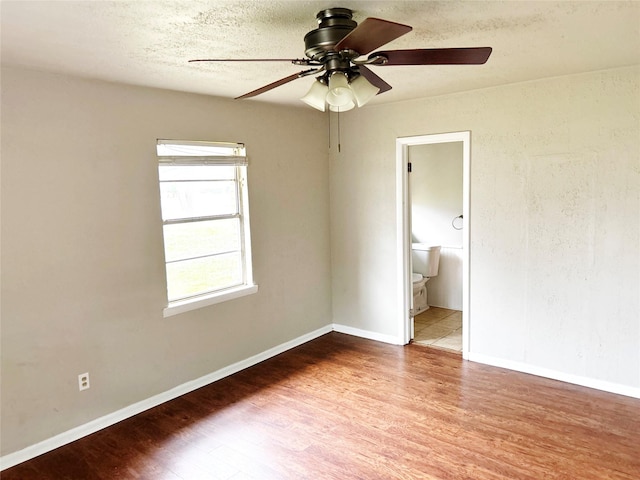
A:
[
  {"left": 3, "top": 63, "right": 639, "bottom": 459},
  {"left": 330, "top": 66, "right": 640, "bottom": 390},
  {"left": 0, "top": 66, "right": 332, "bottom": 455}
]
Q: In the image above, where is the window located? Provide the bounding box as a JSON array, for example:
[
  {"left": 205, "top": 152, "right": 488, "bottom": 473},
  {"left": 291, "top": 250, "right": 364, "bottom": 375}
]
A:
[{"left": 157, "top": 140, "right": 257, "bottom": 317}]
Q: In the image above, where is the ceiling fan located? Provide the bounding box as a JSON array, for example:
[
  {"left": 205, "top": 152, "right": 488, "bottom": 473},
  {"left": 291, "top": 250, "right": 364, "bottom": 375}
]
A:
[{"left": 189, "top": 7, "right": 492, "bottom": 112}]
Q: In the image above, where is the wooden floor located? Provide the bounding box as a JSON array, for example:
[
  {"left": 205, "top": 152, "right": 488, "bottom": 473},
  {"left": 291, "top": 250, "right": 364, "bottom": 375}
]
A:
[{"left": 3, "top": 333, "right": 639, "bottom": 479}]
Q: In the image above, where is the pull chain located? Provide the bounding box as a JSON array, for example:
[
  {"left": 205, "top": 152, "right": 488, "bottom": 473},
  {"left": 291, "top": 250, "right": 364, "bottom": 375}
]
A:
[
  {"left": 327, "top": 109, "right": 341, "bottom": 153},
  {"left": 337, "top": 109, "right": 341, "bottom": 153},
  {"left": 328, "top": 108, "right": 331, "bottom": 150}
]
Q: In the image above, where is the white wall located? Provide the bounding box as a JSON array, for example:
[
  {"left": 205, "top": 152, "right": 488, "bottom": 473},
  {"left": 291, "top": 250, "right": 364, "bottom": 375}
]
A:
[
  {"left": 428, "top": 247, "right": 463, "bottom": 311},
  {"left": 0, "top": 66, "right": 332, "bottom": 456},
  {"left": 410, "top": 142, "right": 463, "bottom": 310},
  {"left": 410, "top": 142, "right": 463, "bottom": 247},
  {"left": 330, "top": 66, "right": 640, "bottom": 392}
]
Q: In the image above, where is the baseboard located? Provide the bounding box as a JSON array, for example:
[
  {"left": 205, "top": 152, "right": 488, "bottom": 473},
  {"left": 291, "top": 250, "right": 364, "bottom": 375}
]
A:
[
  {"left": 0, "top": 324, "right": 334, "bottom": 471},
  {"left": 333, "top": 323, "right": 404, "bottom": 345},
  {"left": 9, "top": 326, "right": 634, "bottom": 471},
  {"left": 467, "top": 352, "right": 640, "bottom": 399}
]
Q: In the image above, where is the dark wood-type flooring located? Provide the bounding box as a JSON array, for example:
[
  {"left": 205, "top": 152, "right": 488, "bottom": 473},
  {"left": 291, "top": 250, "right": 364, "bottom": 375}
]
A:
[{"left": 3, "top": 332, "right": 639, "bottom": 479}]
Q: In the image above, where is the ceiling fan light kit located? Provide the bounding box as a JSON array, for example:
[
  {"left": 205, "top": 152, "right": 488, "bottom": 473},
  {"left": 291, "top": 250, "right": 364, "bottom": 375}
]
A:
[
  {"left": 350, "top": 74, "right": 381, "bottom": 106},
  {"left": 326, "top": 72, "right": 352, "bottom": 107},
  {"left": 190, "top": 7, "right": 492, "bottom": 112},
  {"left": 300, "top": 71, "right": 380, "bottom": 112},
  {"left": 300, "top": 79, "right": 328, "bottom": 111}
]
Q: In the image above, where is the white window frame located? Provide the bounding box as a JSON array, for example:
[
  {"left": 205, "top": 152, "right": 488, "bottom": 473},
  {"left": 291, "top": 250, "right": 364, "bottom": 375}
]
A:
[{"left": 157, "top": 140, "right": 257, "bottom": 317}]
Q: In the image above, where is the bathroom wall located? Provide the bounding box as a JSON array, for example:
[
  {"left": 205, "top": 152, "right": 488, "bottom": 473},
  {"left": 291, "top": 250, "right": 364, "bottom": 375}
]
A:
[
  {"left": 1, "top": 66, "right": 332, "bottom": 456},
  {"left": 330, "top": 65, "right": 640, "bottom": 395},
  {"left": 428, "top": 247, "right": 463, "bottom": 310},
  {"left": 410, "top": 142, "right": 463, "bottom": 247},
  {"left": 409, "top": 142, "right": 463, "bottom": 310}
]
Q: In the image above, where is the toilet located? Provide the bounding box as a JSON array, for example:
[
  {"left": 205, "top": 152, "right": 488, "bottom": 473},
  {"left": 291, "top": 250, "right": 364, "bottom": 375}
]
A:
[{"left": 412, "top": 244, "right": 441, "bottom": 315}]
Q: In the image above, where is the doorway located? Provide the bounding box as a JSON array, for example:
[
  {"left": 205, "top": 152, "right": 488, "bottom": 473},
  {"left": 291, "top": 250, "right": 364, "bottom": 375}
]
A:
[{"left": 395, "top": 132, "right": 471, "bottom": 358}]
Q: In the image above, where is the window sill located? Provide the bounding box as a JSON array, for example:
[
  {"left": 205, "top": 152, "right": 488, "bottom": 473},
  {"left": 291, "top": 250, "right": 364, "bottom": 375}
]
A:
[{"left": 163, "top": 284, "right": 258, "bottom": 318}]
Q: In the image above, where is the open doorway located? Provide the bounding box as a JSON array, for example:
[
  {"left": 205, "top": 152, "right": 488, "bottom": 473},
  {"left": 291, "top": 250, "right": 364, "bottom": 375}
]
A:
[{"left": 396, "top": 132, "right": 471, "bottom": 358}]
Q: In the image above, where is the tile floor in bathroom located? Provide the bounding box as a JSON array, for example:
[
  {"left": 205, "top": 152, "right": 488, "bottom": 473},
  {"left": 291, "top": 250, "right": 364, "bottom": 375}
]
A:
[{"left": 413, "top": 307, "right": 462, "bottom": 352}]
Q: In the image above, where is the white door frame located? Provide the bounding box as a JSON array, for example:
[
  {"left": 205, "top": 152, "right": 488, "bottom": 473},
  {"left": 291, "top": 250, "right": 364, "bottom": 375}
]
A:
[{"left": 395, "top": 132, "right": 471, "bottom": 358}]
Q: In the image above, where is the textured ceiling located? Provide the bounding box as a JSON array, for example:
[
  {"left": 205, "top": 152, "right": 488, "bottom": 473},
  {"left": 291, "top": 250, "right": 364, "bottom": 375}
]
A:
[{"left": 2, "top": 1, "right": 639, "bottom": 108}]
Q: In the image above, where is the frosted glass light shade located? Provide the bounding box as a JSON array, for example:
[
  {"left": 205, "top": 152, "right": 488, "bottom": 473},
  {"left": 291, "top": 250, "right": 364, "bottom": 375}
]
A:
[
  {"left": 326, "top": 72, "right": 355, "bottom": 108},
  {"left": 350, "top": 74, "right": 380, "bottom": 107},
  {"left": 301, "top": 80, "right": 328, "bottom": 111},
  {"left": 329, "top": 100, "right": 355, "bottom": 112}
]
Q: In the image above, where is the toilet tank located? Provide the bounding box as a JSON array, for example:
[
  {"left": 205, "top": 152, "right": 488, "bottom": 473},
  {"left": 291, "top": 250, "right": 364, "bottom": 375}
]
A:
[{"left": 411, "top": 244, "right": 441, "bottom": 277}]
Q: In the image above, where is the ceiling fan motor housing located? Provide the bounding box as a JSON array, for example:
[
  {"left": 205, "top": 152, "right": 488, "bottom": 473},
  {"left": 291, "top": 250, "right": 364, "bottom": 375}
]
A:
[{"left": 304, "top": 8, "right": 357, "bottom": 61}]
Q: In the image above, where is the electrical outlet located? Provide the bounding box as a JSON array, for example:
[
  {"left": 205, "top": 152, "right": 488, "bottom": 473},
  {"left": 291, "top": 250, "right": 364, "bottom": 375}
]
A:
[{"left": 78, "top": 372, "right": 90, "bottom": 391}]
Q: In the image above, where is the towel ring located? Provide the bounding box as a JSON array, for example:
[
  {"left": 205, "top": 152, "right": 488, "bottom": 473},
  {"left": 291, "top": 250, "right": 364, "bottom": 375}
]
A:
[{"left": 452, "top": 215, "right": 463, "bottom": 230}]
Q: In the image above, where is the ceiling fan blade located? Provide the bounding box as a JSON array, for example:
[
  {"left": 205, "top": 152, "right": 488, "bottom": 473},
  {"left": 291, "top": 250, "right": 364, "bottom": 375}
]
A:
[
  {"left": 358, "top": 66, "right": 392, "bottom": 94},
  {"left": 371, "top": 47, "right": 492, "bottom": 65},
  {"left": 189, "top": 58, "right": 307, "bottom": 63},
  {"left": 335, "top": 18, "right": 412, "bottom": 55},
  {"left": 235, "top": 69, "right": 317, "bottom": 99}
]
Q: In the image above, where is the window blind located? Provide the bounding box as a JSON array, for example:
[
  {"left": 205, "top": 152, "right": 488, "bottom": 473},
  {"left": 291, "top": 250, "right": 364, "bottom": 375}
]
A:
[{"left": 156, "top": 139, "right": 247, "bottom": 165}]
